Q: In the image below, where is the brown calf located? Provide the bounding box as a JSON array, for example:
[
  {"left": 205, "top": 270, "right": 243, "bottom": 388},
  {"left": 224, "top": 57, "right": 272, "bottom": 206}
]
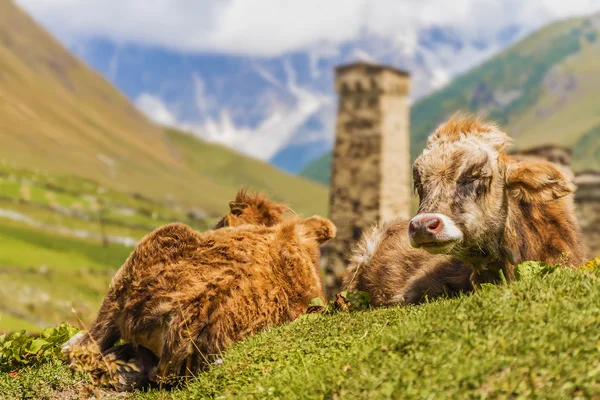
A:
[
  {"left": 63, "top": 193, "right": 334, "bottom": 390},
  {"left": 344, "top": 113, "right": 585, "bottom": 305}
]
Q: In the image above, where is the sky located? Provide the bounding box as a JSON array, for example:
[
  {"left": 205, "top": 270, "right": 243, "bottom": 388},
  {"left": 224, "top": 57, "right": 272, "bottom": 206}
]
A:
[{"left": 15, "top": 0, "right": 600, "bottom": 57}]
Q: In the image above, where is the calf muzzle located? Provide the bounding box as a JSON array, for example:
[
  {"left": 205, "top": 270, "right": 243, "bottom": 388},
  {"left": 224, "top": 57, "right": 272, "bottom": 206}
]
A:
[{"left": 408, "top": 213, "right": 464, "bottom": 253}]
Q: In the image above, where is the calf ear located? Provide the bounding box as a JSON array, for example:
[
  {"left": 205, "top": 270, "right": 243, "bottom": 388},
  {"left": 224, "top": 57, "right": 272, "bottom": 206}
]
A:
[
  {"left": 229, "top": 201, "right": 248, "bottom": 216},
  {"left": 299, "top": 216, "right": 337, "bottom": 245},
  {"left": 505, "top": 161, "right": 575, "bottom": 202}
]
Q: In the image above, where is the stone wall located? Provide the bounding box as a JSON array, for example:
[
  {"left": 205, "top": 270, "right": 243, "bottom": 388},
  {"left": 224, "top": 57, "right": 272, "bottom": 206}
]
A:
[
  {"left": 574, "top": 171, "right": 600, "bottom": 257},
  {"left": 323, "top": 62, "right": 411, "bottom": 298}
]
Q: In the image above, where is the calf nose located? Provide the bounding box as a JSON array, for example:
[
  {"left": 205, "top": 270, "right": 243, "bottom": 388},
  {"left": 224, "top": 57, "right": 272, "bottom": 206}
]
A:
[
  {"left": 408, "top": 214, "right": 445, "bottom": 246},
  {"left": 409, "top": 216, "right": 444, "bottom": 235},
  {"left": 424, "top": 217, "right": 443, "bottom": 233}
]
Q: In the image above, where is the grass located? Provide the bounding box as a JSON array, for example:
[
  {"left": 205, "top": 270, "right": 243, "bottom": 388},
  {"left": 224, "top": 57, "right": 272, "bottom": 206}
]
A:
[
  {"left": 2, "top": 260, "right": 600, "bottom": 399},
  {"left": 164, "top": 129, "right": 328, "bottom": 217},
  {"left": 0, "top": 219, "right": 131, "bottom": 272},
  {"left": 0, "top": 314, "right": 39, "bottom": 333},
  {"left": 0, "top": 219, "right": 129, "bottom": 330},
  {"left": 0, "top": 161, "right": 324, "bottom": 332}
]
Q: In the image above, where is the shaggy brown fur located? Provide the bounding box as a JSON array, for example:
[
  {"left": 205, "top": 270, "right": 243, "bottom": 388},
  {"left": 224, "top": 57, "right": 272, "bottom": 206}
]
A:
[
  {"left": 214, "top": 189, "right": 292, "bottom": 228},
  {"left": 344, "top": 113, "right": 585, "bottom": 305},
  {"left": 414, "top": 113, "right": 585, "bottom": 276},
  {"left": 63, "top": 194, "right": 334, "bottom": 390},
  {"left": 343, "top": 221, "right": 472, "bottom": 306}
]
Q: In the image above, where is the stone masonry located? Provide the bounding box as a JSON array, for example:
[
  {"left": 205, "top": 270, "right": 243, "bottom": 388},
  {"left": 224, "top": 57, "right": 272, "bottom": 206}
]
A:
[
  {"left": 323, "top": 62, "right": 411, "bottom": 298},
  {"left": 574, "top": 170, "right": 600, "bottom": 258}
]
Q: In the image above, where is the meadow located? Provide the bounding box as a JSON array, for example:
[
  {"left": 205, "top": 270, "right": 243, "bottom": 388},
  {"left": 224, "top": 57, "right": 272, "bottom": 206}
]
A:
[
  {"left": 1, "top": 161, "right": 599, "bottom": 399},
  {"left": 0, "top": 162, "right": 215, "bottom": 332},
  {"left": 1, "top": 260, "right": 600, "bottom": 399}
]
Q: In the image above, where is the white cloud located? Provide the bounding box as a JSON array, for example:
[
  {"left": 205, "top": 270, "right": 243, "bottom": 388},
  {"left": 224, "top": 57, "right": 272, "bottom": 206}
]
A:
[
  {"left": 186, "top": 60, "right": 333, "bottom": 160},
  {"left": 134, "top": 93, "right": 177, "bottom": 126},
  {"left": 15, "top": 0, "right": 600, "bottom": 57}
]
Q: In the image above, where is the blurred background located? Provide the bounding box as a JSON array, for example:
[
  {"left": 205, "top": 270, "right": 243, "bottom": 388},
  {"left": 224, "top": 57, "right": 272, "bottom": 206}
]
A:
[{"left": 1, "top": 0, "right": 599, "bottom": 332}]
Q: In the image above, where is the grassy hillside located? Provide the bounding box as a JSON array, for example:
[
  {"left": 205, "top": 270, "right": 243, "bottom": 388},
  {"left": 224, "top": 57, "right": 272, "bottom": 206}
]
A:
[
  {"left": 302, "top": 14, "right": 600, "bottom": 184},
  {"left": 0, "top": 0, "right": 327, "bottom": 217},
  {"left": 0, "top": 162, "right": 207, "bottom": 331},
  {"left": 2, "top": 260, "right": 600, "bottom": 399},
  {"left": 0, "top": 1, "right": 328, "bottom": 333},
  {"left": 163, "top": 129, "right": 327, "bottom": 217},
  {"left": 0, "top": 154, "right": 325, "bottom": 331}
]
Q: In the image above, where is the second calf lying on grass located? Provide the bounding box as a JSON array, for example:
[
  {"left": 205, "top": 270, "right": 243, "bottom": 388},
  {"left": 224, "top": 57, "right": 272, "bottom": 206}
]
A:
[
  {"left": 63, "top": 214, "right": 335, "bottom": 390},
  {"left": 345, "top": 113, "right": 585, "bottom": 305}
]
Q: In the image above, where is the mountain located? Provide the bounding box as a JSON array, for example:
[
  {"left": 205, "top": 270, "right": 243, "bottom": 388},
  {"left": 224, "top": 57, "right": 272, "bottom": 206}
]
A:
[
  {"left": 302, "top": 14, "right": 600, "bottom": 184},
  {"left": 65, "top": 23, "right": 524, "bottom": 174},
  {"left": 0, "top": 0, "right": 327, "bottom": 217}
]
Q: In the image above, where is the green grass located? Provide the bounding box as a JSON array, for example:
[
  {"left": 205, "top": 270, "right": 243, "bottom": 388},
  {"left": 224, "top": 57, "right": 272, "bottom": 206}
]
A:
[
  {"left": 0, "top": 220, "right": 131, "bottom": 272},
  {"left": 2, "top": 261, "right": 600, "bottom": 399},
  {"left": 164, "top": 129, "right": 328, "bottom": 217},
  {"left": 0, "top": 314, "right": 39, "bottom": 333},
  {"left": 0, "top": 219, "right": 131, "bottom": 331},
  {"left": 0, "top": 161, "right": 325, "bottom": 332}
]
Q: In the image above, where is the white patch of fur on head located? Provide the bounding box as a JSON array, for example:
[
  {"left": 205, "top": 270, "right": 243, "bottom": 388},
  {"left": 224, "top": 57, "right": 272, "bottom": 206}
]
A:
[{"left": 415, "top": 214, "right": 463, "bottom": 242}]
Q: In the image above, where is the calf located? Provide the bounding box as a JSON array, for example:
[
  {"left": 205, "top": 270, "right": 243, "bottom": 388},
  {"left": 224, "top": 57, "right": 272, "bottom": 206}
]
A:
[
  {"left": 344, "top": 113, "right": 585, "bottom": 304},
  {"left": 409, "top": 113, "right": 585, "bottom": 282},
  {"left": 63, "top": 193, "right": 333, "bottom": 390}
]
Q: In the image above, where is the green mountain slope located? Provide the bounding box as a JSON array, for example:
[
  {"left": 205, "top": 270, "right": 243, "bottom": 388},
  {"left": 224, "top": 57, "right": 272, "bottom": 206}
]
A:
[
  {"left": 0, "top": 0, "right": 327, "bottom": 333},
  {"left": 302, "top": 14, "right": 600, "bottom": 184},
  {"left": 0, "top": 0, "right": 327, "bottom": 217}
]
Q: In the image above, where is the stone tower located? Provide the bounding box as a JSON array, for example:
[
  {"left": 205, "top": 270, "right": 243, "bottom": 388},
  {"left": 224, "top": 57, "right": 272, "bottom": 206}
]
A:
[
  {"left": 323, "top": 62, "right": 411, "bottom": 297},
  {"left": 574, "top": 171, "right": 600, "bottom": 258}
]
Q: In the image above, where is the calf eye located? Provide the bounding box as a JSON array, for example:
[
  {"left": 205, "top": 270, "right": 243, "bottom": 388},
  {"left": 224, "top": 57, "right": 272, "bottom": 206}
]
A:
[
  {"left": 413, "top": 181, "right": 424, "bottom": 198},
  {"left": 462, "top": 172, "right": 481, "bottom": 183},
  {"left": 459, "top": 177, "right": 476, "bottom": 186}
]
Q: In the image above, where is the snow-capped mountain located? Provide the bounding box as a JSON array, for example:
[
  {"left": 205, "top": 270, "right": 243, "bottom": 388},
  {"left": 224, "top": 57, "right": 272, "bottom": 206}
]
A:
[{"left": 70, "top": 25, "right": 523, "bottom": 173}]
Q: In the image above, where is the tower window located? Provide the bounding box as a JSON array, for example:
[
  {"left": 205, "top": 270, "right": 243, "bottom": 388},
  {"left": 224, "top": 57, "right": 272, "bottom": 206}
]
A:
[
  {"left": 370, "top": 78, "right": 378, "bottom": 91},
  {"left": 340, "top": 82, "right": 350, "bottom": 95}
]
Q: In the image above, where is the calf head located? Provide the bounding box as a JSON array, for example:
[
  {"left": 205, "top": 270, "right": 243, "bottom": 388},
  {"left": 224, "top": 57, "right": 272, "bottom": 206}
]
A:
[
  {"left": 215, "top": 189, "right": 291, "bottom": 228},
  {"left": 409, "top": 113, "right": 575, "bottom": 267}
]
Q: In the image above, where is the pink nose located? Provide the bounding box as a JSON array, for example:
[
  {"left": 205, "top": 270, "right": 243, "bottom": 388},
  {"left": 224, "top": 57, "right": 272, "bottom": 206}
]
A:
[
  {"left": 408, "top": 215, "right": 445, "bottom": 245},
  {"left": 409, "top": 216, "right": 444, "bottom": 235}
]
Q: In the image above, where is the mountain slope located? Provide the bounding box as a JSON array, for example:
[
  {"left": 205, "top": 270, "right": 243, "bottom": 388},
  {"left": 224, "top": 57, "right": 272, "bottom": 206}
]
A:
[
  {"left": 302, "top": 14, "right": 600, "bottom": 184},
  {"left": 0, "top": 0, "right": 327, "bottom": 216}
]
